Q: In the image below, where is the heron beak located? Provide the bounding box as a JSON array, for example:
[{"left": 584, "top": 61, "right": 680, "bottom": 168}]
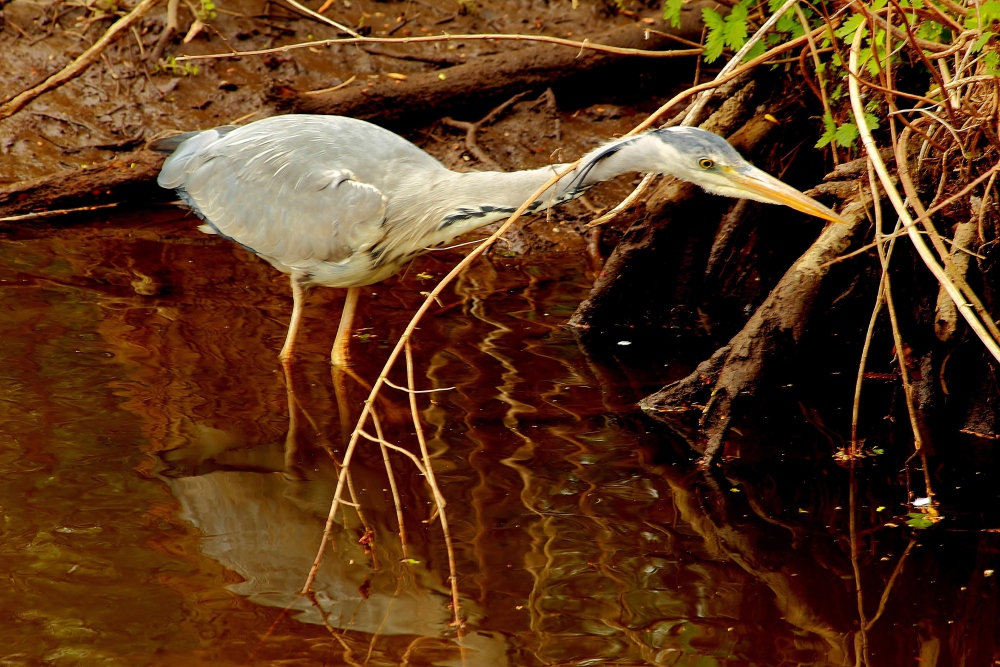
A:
[{"left": 725, "top": 165, "right": 846, "bottom": 224}]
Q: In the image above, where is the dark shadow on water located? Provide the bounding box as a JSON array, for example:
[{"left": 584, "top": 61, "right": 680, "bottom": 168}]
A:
[{"left": 1, "top": 208, "right": 999, "bottom": 665}]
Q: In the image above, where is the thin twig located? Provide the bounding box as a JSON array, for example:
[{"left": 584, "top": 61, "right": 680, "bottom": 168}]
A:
[
  {"left": 357, "top": 428, "right": 429, "bottom": 477},
  {"left": 895, "top": 127, "right": 1000, "bottom": 346},
  {"left": 865, "top": 539, "right": 916, "bottom": 631},
  {"left": 585, "top": 172, "right": 655, "bottom": 227},
  {"left": 849, "top": 23, "right": 1000, "bottom": 364},
  {"left": 796, "top": 3, "right": 835, "bottom": 163},
  {"left": 851, "top": 167, "right": 902, "bottom": 455},
  {"left": 278, "top": 0, "right": 359, "bottom": 36},
  {"left": 304, "top": 74, "right": 357, "bottom": 95},
  {"left": 0, "top": 202, "right": 119, "bottom": 223},
  {"left": 175, "top": 31, "right": 705, "bottom": 62},
  {"left": 370, "top": 408, "right": 409, "bottom": 558},
  {"left": 148, "top": 0, "right": 178, "bottom": 62},
  {"left": 849, "top": 461, "right": 871, "bottom": 666},
  {"left": 872, "top": 174, "right": 930, "bottom": 491},
  {"left": 383, "top": 378, "right": 455, "bottom": 393},
  {"left": 405, "top": 342, "right": 462, "bottom": 628}
]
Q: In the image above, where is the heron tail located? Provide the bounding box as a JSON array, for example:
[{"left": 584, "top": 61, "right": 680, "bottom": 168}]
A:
[{"left": 147, "top": 125, "right": 238, "bottom": 153}]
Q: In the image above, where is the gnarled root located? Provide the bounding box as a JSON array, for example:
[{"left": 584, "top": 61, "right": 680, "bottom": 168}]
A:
[{"left": 641, "top": 191, "right": 871, "bottom": 466}]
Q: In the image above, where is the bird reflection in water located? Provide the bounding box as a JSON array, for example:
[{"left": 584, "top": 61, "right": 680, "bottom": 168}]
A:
[{"left": 153, "top": 365, "right": 506, "bottom": 665}]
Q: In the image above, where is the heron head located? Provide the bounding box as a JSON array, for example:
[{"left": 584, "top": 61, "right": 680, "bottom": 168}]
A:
[{"left": 652, "top": 127, "right": 845, "bottom": 224}]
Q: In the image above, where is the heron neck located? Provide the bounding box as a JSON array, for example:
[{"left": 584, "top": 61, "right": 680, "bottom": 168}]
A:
[{"left": 435, "top": 133, "right": 664, "bottom": 236}]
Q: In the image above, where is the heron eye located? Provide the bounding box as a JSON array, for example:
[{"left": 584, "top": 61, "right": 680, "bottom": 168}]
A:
[{"left": 698, "top": 158, "right": 714, "bottom": 170}]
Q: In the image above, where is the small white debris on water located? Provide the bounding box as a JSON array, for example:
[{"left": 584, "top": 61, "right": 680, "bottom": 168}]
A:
[
  {"left": 913, "top": 497, "right": 931, "bottom": 507},
  {"left": 617, "top": 341, "right": 632, "bottom": 346}
]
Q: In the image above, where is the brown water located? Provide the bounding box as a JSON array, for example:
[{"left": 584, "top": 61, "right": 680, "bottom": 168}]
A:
[{"left": 2, "top": 208, "right": 999, "bottom": 666}]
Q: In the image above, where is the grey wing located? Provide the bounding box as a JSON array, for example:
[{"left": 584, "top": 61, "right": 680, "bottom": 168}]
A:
[{"left": 159, "top": 127, "right": 388, "bottom": 269}]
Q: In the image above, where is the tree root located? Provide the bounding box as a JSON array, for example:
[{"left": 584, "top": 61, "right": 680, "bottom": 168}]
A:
[
  {"left": 440, "top": 91, "right": 530, "bottom": 169},
  {"left": 640, "top": 192, "right": 871, "bottom": 466}
]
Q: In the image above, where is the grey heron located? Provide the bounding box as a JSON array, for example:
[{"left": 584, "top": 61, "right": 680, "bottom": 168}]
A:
[{"left": 151, "top": 114, "right": 842, "bottom": 366}]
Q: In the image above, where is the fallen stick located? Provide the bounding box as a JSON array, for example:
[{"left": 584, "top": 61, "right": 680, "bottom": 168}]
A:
[
  {"left": 265, "top": 17, "right": 708, "bottom": 126},
  {"left": 0, "top": 153, "right": 165, "bottom": 220},
  {"left": 0, "top": 0, "right": 160, "bottom": 121},
  {"left": 0, "top": 202, "right": 119, "bottom": 223}
]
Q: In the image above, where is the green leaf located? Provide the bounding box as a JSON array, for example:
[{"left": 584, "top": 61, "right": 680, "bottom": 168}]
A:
[
  {"left": 663, "top": 0, "right": 684, "bottom": 29},
  {"left": 858, "top": 46, "right": 881, "bottom": 77},
  {"left": 967, "top": 0, "right": 1000, "bottom": 28},
  {"left": 701, "top": 0, "right": 755, "bottom": 62},
  {"left": 986, "top": 50, "right": 1000, "bottom": 75},
  {"left": 833, "top": 122, "right": 859, "bottom": 147},
  {"left": 835, "top": 13, "right": 866, "bottom": 39},
  {"left": 722, "top": 0, "right": 749, "bottom": 50},
  {"left": 972, "top": 31, "right": 995, "bottom": 53},
  {"left": 744, "top": 40, "right": 767, "bottom": 60},
  {"left": 863, "top": 112, "right": 880, "bottom": 131},
  {"left": 906, "top": 512, "right": 935, "bottom": 529},
  {"left": 816, "top": 111, "right": 837, "bottom": 148},
  {"left": 916, "top": 19, "right": 944, "bottom": 43},
  {"left": 703, "top": 6, "right": 725, "bottom": 31},
  {"left": 775, "top": 11, "right": 804, "bottom": 38},
  {"left": 702, "top": 7, "right": 727, "bottom": 62}
]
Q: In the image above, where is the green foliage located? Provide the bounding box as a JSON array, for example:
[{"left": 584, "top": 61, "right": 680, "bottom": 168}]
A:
[
  {"left": 93, "top": 0, "right": 121, "bottom": 12},
  {"left": 906, "top": 512, "right": 935, "bottom": 529},
  {"left": 197, "top": 0, "right": 217, "bottom": 20},
  {"left": 967, "top": 0, "right": 1000, "bottom": 29},
  {"left": 157, "top": 56, "right": 200, "bottom": 76},
  {"left": 816, "top": 112, "right": 837, "bottom": 148},
  {"left": 917, "top": 18, "right": 945, "bottom": 42},
  {"left": 816, "top": 111, "right": 879, "bottom": 149},
  {"left": 701, "top": 0, "right": 753, "bottom": 62},
  {"left": 663, "top": 0, "right": 996, "bottom": 156},
  {"left": 662, "top": 0, "right": 683, "bottom": 29}
]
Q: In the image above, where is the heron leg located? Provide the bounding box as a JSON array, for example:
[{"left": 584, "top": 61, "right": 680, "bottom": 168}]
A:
[
  {"left": 279, "top": 274, "right": 307, "bottom": 366},
  {"left": 331, "top": 286, "right": 360, "bottom": 366}
]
